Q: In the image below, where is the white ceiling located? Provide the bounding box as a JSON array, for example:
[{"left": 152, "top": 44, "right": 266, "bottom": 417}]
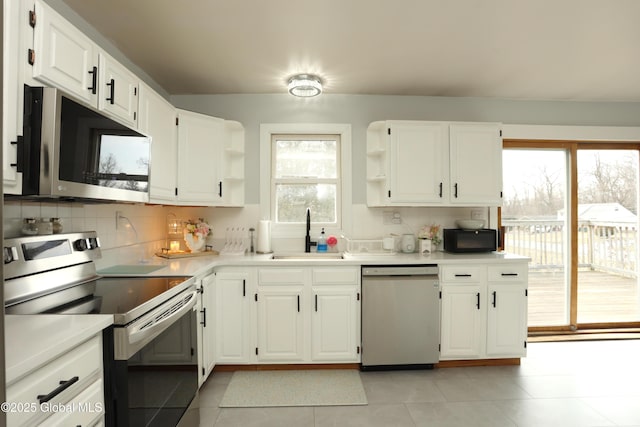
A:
[{"left": 61, "top": 0, "right": 640, "bottom": 101}]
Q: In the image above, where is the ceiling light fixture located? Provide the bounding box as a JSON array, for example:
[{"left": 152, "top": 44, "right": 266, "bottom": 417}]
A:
[{"left": 287, "top": 74, "right": 323, "bottom": 97}]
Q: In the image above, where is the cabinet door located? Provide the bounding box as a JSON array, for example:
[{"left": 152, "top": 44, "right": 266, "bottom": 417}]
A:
[
  {"left": 311, "top": 286, "right": 360, "bottom": 362},
  {"left": 199, "top": 273, "right": 216, "bottom": 382},
  {"left": 3, "top": 0, "right": 25, "bottom": 192},
  {"left": 177, "top": 110, "right": 224, "bottom": 205},
  {"left": 388, "top": 122, "right": 448, "bottom": 204},
  {"left": 138, "top": 84, "right": 178, "bottom": 203},
  {"left": 215, "top": 271, "right": 251, "bottom": 363},
  {"left": 98, "top": 52, "right": 138, "bottom": 126},
  {"left": 32, "top": 0, "right": 98, "bottom": 105},
  {"left": 449, "top": 123, "right": 503, "bottom": 205},
  {"left": 440, "top": 284, "right": 484, "bottom": 359},
  {"left": 486, "top": 283, "right": 528, "bottom": 357},
  {"left": 256, "top": 286, "right": 305, "bottom": 362}
]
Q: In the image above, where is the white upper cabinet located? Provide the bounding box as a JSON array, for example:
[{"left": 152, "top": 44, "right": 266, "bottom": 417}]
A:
[
  {"left": 31, "top": 0, "right": 99, "bottom": 106},
  {"left": 449, "top": 123, "right": 503, "bottom": 205},
  {"left": 388, "top": 122, "right": 448, "bottom": 204},
  {"left": 367, "top": 120, "right": 503, "bottom": 207},
  {"left": 177, "top": 109, "right": 225, "bottom": 205},
  {"left": 3, "top": 0, "right": 29, "bottom": 193},
  {"left": 98, "top": 51, "right": 139, "bottom": 127},
  {"left": 176, "top": 110, "right": 245, "bottom": 206},
  {"left": 30, "top": 0, "right": 138, "bottom": 127},
  {"left": 138, "top": 83, "right": 178, "bottom": 203}
]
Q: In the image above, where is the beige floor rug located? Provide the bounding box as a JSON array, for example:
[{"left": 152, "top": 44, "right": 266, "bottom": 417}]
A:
[{"left": 219, "top": 370, "right": 368, "bottom": 408}]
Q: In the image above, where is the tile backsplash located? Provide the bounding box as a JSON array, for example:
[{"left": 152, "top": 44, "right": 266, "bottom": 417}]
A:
[{"left": 3, "top": 200, "right": 496, "bottom": 267}]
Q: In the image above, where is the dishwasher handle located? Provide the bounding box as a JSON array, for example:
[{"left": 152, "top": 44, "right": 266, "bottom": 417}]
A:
[{"left": 362, "top": 265, "right": 438, "bottom": 276}]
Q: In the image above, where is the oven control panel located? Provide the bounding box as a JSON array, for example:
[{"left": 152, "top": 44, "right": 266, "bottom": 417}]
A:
[{"left": 3, "top": 232, "right": 102, "bottom": 279}]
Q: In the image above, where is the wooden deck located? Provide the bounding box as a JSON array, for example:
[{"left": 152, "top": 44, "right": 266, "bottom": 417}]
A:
[{"left": 528, "top": 270, "right": 640, "bottom": 326}]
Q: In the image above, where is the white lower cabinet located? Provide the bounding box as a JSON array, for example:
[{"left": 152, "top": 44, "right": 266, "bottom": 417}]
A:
[
  {"left": 214, "top": 266, "right": 360, "bottom": 365},
  {"left": 215, "top": 268, "right": 255, "bottom": 364},
  {"left": 257, "top": 285, "right": 305, "bottom": 362},
  {"left": 6, "top": 334, "right": 105, "bottom": 426},
  {"left": 440, "top": 262, "right": 528, "bottom": 360},
  {"left": 197, "top": 271, "right": 216, "bottom": 384},
  {"left": 440, "top": 283, "right": 484, "bottom": 359},
  {"left": 311, "top": 286, "right": 360, "bottom": 362}
]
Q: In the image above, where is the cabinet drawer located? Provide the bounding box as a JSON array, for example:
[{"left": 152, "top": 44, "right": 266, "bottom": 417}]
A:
[
  {"left": 440, "top": 265, "right": 483, "bottom": 282},
  {"left": 7, "top": 335, "right": 102, "bottom": 426},
  {"left": 38, "top": 378, "right": 104, "bottom": 426},
  {"left": 258, "top": 268, "right": 306, "bottom": 285},
  {"left": 487, "top": 264, "right": 528, "bottom": 282},
  {"left": 312, "top": 267, "right": 359, "bottom": 285}
]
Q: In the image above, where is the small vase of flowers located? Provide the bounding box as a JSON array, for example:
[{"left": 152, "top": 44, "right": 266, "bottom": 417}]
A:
[
  {"left": 418, "top": 224, "right": 441, "bottom": 254},
  {"left": 184, "top": 218, "right": 212, "bottom": 252}
]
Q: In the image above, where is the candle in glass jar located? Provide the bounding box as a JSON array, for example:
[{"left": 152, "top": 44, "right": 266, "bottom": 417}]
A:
[{"left": 170, "top": 241, "right": 180, "bottom": 252}]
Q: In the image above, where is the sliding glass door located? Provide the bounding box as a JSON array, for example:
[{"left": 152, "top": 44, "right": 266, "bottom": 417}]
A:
[
  {"left": 502, "top": 148, "right": 569, "bottom": 327},
  {"left": 576, "top": 149, "right": 640, "bottom": 324},
  {"left": 503, "top": 142, "right": 640, "bottom": 330}
]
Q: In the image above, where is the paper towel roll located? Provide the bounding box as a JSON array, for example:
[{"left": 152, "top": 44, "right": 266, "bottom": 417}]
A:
[{"left": 256, "top": 220, "right": 272, "bottom": 253}]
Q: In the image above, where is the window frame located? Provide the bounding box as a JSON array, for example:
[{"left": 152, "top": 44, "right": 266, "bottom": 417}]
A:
[
  {"left": 260, "top": 123, "right": 352, "bottom": 239},
  {"left": 271, "top": 133, "right": 341, "bottom": 226}
]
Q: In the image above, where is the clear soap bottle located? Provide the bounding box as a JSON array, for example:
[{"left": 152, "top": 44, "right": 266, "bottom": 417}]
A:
[{"left": 317, "top": 228, "right": 328, "bottom": 252}]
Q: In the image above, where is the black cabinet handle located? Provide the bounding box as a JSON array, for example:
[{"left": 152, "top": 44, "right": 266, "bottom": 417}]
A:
[
  {"left": 455, "top": 274, "right": 472, "bottom": 277},
  {"left": 492, "top": 291, "right": 497, "bottom": 307},
  {"left": 242, "top": 279, "right": 246, "bottom": 297},
  {"left": 297, "top": 295, "right": 300, "bottom": 312},
  {"left": 88, "top": 66, "right": 97, "bottom": 94},
  {"left": 106, "top": 78, "right": 115, "bottom": 104},
  {"left": 200, "top": 307, "right": 207, "bottom": 327},
  {"left": 454, "top": 183, "right": 458, "bottom": 198},
  {"left": 439, "top": 182, "right": 443, "bottom": 198},
  {"left": 218, "top": 181, "right": 223, "bottom": 198},
  {"left": 501, "top": 273, "right": 519, "bottom": 277},
  {"left": 315, "top": 294, "right": 318, "bottom": 312},
  {"left": 476, "top": 292, "right": 480, "bottom": 309},
  {"left": 37, "top": 376, "right": 79, "bottom": 404}
]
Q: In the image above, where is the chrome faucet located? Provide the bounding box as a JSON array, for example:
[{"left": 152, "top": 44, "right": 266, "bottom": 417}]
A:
[{"left": 305, "top": 208, "right": 316, "bottom": 253}]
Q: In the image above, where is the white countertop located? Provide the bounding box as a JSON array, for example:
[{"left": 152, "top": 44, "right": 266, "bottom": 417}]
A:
[
  {"left": 98, "top": 251, "right": 530, "bottom": 278},
  {"left": 5, "top": 314, "right": 113, "bottom": 384}
]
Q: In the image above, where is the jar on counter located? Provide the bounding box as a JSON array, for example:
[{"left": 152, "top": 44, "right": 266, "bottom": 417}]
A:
[
  {"left": 21, "top": 218, "right": 39, "bottom": 235},
  {"left": 37, "top": 218, "right": 53, "bottom": 235},
  {"left": 50, "top": 218, "right": 63, "bottom": 234}
]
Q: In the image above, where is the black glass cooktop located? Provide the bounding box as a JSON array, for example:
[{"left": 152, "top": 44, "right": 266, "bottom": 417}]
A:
[{"left": 7, "top": 276, "right": 193, "bottom": 324}]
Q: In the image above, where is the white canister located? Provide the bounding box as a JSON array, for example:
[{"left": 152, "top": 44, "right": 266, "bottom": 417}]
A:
[
  {"left": 401, "top": 234, "right": 415, "bottom": 253},
  {"left": 382, "top": 237, "right": 395, "bottom": 251}
]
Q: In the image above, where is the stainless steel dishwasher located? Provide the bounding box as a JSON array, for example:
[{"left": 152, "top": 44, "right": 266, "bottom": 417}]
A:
[{"left": 361, "top": 265, "right": 440, "bottom": 370}]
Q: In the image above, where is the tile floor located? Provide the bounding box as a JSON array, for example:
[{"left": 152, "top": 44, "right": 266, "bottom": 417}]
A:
[{"left": 198, "top": 339, "right": 640, "bottom": 426}]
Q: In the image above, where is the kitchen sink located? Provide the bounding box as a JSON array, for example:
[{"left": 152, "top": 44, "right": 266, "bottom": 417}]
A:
[{"left": 271, "top": 252, "right": 344, "bottom": 260}]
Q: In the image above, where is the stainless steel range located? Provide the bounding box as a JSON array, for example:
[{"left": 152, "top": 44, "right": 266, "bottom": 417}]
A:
[{"left": 3, "top": 231, "right": 200, "bottom": 427}]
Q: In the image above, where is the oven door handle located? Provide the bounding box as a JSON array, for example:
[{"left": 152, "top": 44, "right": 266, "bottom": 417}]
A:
[{"left": 128, "top": 290, "right": 197, "bottom": 344}]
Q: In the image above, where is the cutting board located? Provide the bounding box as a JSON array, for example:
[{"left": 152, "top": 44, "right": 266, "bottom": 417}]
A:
[{"left": 97, "top": 264, "right": 166, "bottom": 275}]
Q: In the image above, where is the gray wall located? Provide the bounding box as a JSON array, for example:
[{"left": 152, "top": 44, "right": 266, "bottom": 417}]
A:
[{"left": 172, "top": 93, "right": 640, "bottom": 204}]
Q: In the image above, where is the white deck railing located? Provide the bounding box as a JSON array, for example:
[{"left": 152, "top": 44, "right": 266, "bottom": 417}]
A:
[{"left": 502, "top": 220, "right": 638, "bottom": 278}]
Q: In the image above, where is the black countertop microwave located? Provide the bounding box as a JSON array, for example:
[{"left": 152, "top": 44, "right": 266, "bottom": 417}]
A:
[
  {"left": 15, "top": 85, "right": 150, "bottom": 203},
  {"left": 443, "top": 228, "right": 498, "bottom": 253}
]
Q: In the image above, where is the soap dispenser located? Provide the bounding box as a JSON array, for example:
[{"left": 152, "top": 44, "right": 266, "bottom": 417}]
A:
[{"left": 317, "top": 228, "right": 328, "bottom": 252}]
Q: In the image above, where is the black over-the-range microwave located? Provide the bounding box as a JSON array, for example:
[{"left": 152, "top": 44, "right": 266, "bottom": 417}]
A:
[
  {"left": 15, "top": 85, "right": 151, "bottom": 203},
  {"left": 443, "top": 228, "right": 498, "bottom": 253}
]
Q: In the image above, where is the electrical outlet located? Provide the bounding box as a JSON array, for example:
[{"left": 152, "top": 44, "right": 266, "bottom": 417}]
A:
[
  {"left": 392, "top": 212, "right": 402, "bottom": 224},
  {"left": 383, "top": 211, "right": 402, "bottom": 225}
]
